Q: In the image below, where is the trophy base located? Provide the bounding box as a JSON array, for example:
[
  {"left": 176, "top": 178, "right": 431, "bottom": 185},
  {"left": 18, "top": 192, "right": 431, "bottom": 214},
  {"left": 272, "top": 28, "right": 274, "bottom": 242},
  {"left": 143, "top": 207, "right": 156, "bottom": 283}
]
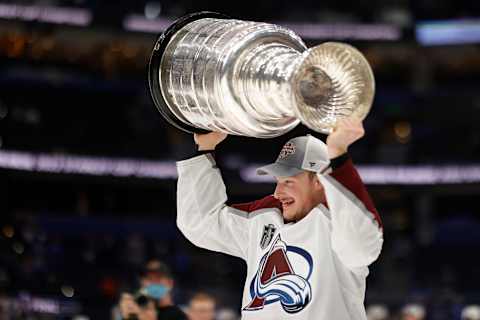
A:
[{"left": 148, "top": 11, "right": 229, "bottom": 134}]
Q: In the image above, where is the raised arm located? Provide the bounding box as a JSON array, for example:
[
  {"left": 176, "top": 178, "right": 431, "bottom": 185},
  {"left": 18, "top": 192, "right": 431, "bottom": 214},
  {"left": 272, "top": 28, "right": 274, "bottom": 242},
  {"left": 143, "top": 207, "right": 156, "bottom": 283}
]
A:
[
  {"left": 176, "top": 132, "right": 252, "bottom": 260},
  {"left": 321, "top": 119, "right": 383, "bottom": 271}
]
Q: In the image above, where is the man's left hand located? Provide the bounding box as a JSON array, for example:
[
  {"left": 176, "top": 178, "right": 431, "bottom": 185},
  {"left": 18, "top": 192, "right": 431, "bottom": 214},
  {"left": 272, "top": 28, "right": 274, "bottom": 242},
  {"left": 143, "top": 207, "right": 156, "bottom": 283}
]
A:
[{"left": 326, "top": 118, "right": 365, "bottom": 159}]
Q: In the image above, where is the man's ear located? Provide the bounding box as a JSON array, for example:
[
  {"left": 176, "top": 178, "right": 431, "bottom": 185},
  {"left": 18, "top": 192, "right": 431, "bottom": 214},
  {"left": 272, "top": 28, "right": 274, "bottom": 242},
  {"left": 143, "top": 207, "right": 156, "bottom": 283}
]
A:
[{"left": 313, "top": 175, "right": 323, "bottom": 190}]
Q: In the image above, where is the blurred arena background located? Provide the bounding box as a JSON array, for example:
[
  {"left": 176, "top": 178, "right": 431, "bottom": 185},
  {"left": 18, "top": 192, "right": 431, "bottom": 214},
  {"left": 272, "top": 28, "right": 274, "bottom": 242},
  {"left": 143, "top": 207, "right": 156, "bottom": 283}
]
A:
[{"left": 1, "top": 0, "right": 480, "bottom": 319}]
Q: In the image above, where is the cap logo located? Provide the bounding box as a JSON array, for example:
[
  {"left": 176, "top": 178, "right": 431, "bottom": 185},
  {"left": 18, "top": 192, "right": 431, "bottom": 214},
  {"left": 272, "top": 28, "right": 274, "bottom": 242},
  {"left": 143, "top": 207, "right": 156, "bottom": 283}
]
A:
[{"left": 278, "top": 142, "right": 296, "bottom": 160}]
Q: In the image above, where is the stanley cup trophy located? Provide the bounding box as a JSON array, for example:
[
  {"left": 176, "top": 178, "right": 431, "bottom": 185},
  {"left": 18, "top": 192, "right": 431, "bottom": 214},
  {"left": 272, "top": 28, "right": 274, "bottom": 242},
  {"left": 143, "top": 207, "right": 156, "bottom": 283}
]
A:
[{"left": 148, "top": 12, "right": 375, "bottom": 138}]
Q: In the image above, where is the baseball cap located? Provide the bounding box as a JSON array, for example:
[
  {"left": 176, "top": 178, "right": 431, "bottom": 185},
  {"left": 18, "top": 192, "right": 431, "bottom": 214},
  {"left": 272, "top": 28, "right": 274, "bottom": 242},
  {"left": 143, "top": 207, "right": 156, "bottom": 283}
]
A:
[{"left": 256, "top": 135, "right": 330, "bottom": 177}]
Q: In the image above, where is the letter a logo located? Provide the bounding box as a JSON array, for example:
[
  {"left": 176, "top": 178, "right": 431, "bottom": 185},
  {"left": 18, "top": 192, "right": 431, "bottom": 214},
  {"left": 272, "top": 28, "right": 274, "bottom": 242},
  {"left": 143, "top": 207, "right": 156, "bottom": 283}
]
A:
[{"left": 244, "top": 235, "right": 312, "bottom": 314}]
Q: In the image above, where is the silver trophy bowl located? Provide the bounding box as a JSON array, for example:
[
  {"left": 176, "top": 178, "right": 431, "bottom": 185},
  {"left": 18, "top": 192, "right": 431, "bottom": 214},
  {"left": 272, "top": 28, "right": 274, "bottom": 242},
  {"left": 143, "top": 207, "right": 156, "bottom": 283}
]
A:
[{"left": 148, "top": 12, "right": 375, "bottom": 138}]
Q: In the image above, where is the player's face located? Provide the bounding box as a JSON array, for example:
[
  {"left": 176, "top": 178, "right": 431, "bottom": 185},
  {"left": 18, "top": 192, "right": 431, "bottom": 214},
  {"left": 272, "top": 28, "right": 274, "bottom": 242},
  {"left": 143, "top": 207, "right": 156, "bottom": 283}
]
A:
[{"left": 274, "top": 171, "right": 325, "bottom": 222}]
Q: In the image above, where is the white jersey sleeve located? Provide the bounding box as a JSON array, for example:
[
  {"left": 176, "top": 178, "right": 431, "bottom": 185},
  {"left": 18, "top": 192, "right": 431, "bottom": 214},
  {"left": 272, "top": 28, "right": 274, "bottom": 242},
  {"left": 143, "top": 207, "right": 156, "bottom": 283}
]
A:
[
  {"left": 318, "top": 159, "right": 383, "bottom": 272},
  {"left": 176, "top": 154, "right": 250, "bottom": 260}
]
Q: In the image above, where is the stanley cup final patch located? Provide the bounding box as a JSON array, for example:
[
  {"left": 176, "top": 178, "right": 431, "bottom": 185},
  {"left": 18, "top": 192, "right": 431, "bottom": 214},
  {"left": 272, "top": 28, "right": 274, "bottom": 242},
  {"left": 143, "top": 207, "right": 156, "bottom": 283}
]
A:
[
  {"left": 260, "top": 224, "right": 277, "bottom": 249},
  {"left": 278, "top": 142, "right": 296, "bottom": 160}
]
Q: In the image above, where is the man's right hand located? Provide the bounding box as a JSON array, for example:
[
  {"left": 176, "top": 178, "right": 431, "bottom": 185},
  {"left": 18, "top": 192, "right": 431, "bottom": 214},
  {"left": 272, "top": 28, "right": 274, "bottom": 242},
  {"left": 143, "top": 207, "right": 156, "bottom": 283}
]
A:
[{"left": 194, "top": 132, "right": 228, "bottom": 151}]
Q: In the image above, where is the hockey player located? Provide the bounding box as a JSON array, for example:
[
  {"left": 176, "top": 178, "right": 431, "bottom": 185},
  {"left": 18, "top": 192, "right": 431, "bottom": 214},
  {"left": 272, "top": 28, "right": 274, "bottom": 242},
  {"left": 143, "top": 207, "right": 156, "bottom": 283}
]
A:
[{"left": 176, "top": 118, "right": 383, "bottom": 319}]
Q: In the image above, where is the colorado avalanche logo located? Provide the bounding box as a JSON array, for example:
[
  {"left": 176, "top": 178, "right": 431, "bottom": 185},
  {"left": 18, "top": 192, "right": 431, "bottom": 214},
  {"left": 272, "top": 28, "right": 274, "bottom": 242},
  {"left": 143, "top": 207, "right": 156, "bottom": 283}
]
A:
[
  {"left": 277, "top": 142, "right": 296, "bottom": 160},
  {"left": 244, "top": 235, "right": 313, "bottom": 314}
]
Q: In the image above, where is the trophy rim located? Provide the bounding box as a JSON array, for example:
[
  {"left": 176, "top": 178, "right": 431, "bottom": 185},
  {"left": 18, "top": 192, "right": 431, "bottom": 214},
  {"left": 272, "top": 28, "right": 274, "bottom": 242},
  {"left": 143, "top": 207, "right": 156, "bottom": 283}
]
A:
[
  {"left": 148, "top": 11, "right": 229, "bottom": 134},
  {"left": 291, "top": 42, "right": 375, "bottom": 134}
]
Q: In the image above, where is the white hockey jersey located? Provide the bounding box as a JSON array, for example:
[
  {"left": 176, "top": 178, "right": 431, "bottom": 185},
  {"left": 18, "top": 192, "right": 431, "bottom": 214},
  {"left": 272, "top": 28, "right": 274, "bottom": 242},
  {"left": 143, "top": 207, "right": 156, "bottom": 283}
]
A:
[{"left": 176, "top": 154, "right": 383, "bottom": 320}]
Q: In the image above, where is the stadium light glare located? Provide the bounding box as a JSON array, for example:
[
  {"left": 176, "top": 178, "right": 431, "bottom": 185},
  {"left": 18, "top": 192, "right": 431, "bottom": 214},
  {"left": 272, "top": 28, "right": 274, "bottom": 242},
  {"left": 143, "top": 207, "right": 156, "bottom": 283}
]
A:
[{"left": 1, "top": 149, "right": 480, "bottom": 185}]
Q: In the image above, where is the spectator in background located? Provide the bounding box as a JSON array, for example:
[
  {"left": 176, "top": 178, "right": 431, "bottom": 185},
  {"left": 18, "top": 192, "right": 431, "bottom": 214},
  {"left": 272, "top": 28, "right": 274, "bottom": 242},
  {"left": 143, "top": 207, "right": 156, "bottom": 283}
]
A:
[
  {"left": 366, "top": 304, "right": 389, "bottom": 320},
  {"left": 401, "top": 303, "right": 426, "bottom": 320},
  {"left": 462, "top": 305, "right": 480, "bottom": 320},
  {"left": 118, "top": 259, "right": 186, "bottom": 320},
  {"left": 187, "top": 292, "right": 215, "bottom": 320}
]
